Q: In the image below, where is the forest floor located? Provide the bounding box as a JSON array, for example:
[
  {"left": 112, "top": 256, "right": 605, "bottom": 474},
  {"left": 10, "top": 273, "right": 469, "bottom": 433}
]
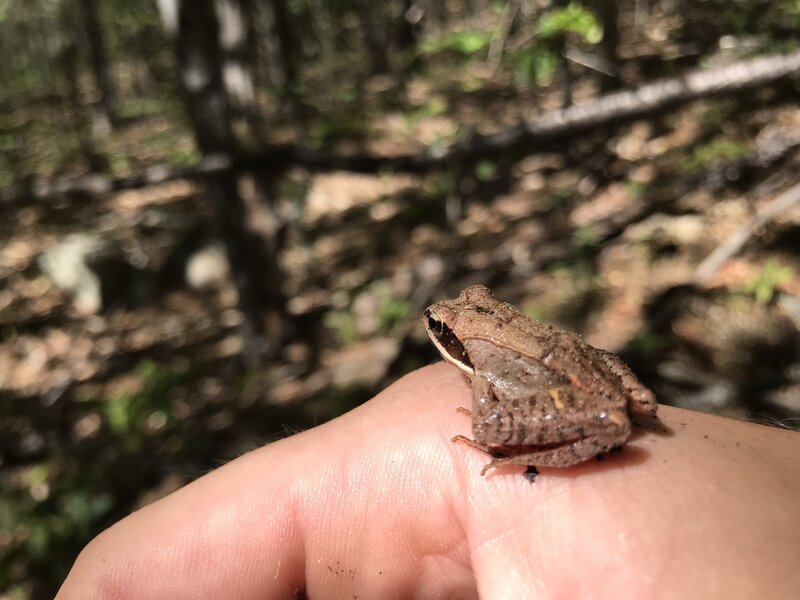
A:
[{"left": 2, "top": 33, "right": 800, "bottom": 600}]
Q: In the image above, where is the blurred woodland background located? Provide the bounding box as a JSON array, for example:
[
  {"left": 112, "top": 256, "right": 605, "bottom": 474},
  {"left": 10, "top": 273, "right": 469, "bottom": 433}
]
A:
[{"left": 1, "top": 0, "right": 800, "bottom": 596}]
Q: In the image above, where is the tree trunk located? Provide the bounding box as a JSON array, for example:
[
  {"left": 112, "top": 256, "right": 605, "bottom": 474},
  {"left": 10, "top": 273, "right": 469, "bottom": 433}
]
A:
[
  {"left": 215, "top": 0, "right": 259, "bottom": 145},
  {"left": 394, "top": 0, "right": 423, "bottom": 86},
  {"left": 360, "top": 0, "right": 389, "bottom": 74},
  {"left": 552, "top": 0, "right": 573, "bottom": 106},
  {"left": 395, "top": 0, "right": 420, "bottom": 54},
  {"left": 77, "top": 0, "right": 117, "bottom": 129},
  {"left": 176, "top": 0, "right": 291, "bottom": 365},
  {"left": 258, "top": 0, "right": 307, "bottom": 145},
  {"left": 58, "top": 3, "right": 109, "bottom": 172}
]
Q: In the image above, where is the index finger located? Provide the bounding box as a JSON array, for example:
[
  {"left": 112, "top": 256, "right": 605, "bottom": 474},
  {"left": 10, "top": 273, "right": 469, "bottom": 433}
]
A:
[{"left": 57, "top": 364, "right": 477, "bottom": 599}]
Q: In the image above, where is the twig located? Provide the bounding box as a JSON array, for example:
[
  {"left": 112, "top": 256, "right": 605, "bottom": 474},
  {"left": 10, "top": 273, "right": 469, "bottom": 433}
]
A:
[
  {"left": 564, "top": 46, "right": 618, "bottom": 78},
  {"left": 693, "top": 179, "right": 800, "bottom": 284},
  {"left": 3, "top": 49, "right": 800, "bottom": 205},
  {"left": 488, "top": 0, "right": 521, "bottom": 74}
]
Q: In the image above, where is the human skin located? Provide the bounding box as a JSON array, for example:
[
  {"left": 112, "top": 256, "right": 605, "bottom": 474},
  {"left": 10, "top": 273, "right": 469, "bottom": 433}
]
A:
[{"left": 57, "top": 363, "right": 800, "bottom": 599}]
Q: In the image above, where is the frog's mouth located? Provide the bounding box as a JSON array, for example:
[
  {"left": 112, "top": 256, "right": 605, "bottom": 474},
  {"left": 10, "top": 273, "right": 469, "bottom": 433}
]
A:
[{"left": 424, "top": 309, "right": 475, "bottom": 375}]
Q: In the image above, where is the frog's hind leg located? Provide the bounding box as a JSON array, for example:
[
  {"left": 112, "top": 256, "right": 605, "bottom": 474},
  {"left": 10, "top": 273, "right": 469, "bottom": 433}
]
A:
[
  {"left": 477, "top": 431, "right": 626, "bottom": 476},
  {"left": 595, "top": 348, "right": 657, "bottom": 416}
]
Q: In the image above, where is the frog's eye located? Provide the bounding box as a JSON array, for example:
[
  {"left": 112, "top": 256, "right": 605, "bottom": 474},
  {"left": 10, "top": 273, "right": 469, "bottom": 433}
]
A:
[
  {"left": 424, "top": 310, "right": 474, "bottom": 375},
  {"left": 427, "top": 312, "right": 445, "bottom": 334}
]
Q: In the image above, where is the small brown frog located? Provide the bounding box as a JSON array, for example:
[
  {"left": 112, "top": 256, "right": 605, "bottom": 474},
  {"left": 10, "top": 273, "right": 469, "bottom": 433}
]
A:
[{"left": 424, "top": 285, "right": 657, "bottom": 475}]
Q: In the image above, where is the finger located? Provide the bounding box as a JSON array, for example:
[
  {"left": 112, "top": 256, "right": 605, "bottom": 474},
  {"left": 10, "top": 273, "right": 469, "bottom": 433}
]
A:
[{"left": 57, "top": 363, "right": 478, "bottom": 600}]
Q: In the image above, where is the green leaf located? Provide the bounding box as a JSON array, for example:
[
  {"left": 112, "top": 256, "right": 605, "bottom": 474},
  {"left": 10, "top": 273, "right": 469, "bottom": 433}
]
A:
[
  {"left": 378, "top": 297, "right": 410, "bottom": 332},
  {"left": 22, "top": 464, "right": 50, "bottom": 489},
  {"left": 106, "top": 393, "right": 134, "bottom": 437},
  {"left": 448, "top": 31, "right": 493, "bottom": 54},
  {"left": 27, "top": 523, "right": 51, "bottom": 558},
  {"left": 537, "top": 2, "right": 602, "bottom": 44},
  {"left": 417, "top": 97, "right": 448, "bottom": 118},
  {"left": 104, "top": 359, "right": 188, "bottom": 446},
  {"left": 515, "top": 50, "right": 559, "bottom": 87},
  {"left": 631, "top": 332, "right": 670, "bottom": 358},
  {"left": 475, "top": 160, "right": 498, "bottom": 182},
  {"left": 625, "top": 178, "right": 646, "bottom": 198},
  {"left": 573, "top": 224, "right": 599, "bottom": 248},
  {"left": 684, "top": 137, "right": 750, "bottom": 172},
  {"left": 323, "top": 311, "right": 357, "bottom": 346},
  {"left": 740, "top": 259, "right": 794, "bottom": 304},
  {"left": 420, "top": 30, "right": 493, "bottom": 57}
]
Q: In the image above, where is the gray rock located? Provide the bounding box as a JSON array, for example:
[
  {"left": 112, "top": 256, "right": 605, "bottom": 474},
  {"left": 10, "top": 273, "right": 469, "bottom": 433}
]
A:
[
  {"left": 38, "top": 234, "right": 131, "bottom": 314},
  {"left": 185, "top": 242, "right": 230, "bottom": 290}
]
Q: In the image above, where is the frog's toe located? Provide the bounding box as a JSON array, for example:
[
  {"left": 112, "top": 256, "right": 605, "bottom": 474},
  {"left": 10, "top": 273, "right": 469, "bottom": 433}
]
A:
[{"left": 629, "top": 388, "right": 658, "bottom": 416}]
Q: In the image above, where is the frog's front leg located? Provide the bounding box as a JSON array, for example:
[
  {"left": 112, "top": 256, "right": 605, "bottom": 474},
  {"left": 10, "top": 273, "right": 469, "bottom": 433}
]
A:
[
  {"left": 449, "top": 376, "right": 496, "bottom": 460},
  {"left": 451, "top": 434, "right": 491, "bottom": 454}
]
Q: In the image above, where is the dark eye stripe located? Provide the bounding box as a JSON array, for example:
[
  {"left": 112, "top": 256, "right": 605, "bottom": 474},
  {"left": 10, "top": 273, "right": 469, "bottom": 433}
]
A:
[{"left": 434, "top": 321, "right": 473, "bottom": 369}]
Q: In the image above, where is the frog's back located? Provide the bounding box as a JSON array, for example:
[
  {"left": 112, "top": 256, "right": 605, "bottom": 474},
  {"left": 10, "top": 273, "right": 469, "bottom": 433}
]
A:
[
  {"left": 455, "top": 301, "right": 628, "bottom": 400},
  {"left": 453, "top": 298, "right": 584, "bottom": 363}
]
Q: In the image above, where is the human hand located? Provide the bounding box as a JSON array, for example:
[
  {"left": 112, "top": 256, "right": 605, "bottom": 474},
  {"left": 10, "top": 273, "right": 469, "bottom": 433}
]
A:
[{"left": 57, "top": 363, "right": 800, "bottom": 599}]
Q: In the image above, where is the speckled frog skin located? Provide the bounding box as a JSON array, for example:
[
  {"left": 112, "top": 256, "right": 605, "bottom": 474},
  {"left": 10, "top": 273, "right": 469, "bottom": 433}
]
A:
[{"left": 424, "top": 285, "right": 658, "bottom": 475}]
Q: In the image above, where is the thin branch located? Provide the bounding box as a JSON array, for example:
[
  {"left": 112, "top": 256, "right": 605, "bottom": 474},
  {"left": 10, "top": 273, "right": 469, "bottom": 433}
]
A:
[
  {"left": 693, "top": 179, "right": 800, "bottom": 284},
  {"left": 4, "top": 49, "right": 800, "bottom": 205},
  {"left": 488, "top": 0, "right": 521, "bottom": 74},
  {"left": 564, "top": 46, "right": 618, "bottom": 79},
  {"left": 0, "top": 155, "right": 234, "bottom": 204}
]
